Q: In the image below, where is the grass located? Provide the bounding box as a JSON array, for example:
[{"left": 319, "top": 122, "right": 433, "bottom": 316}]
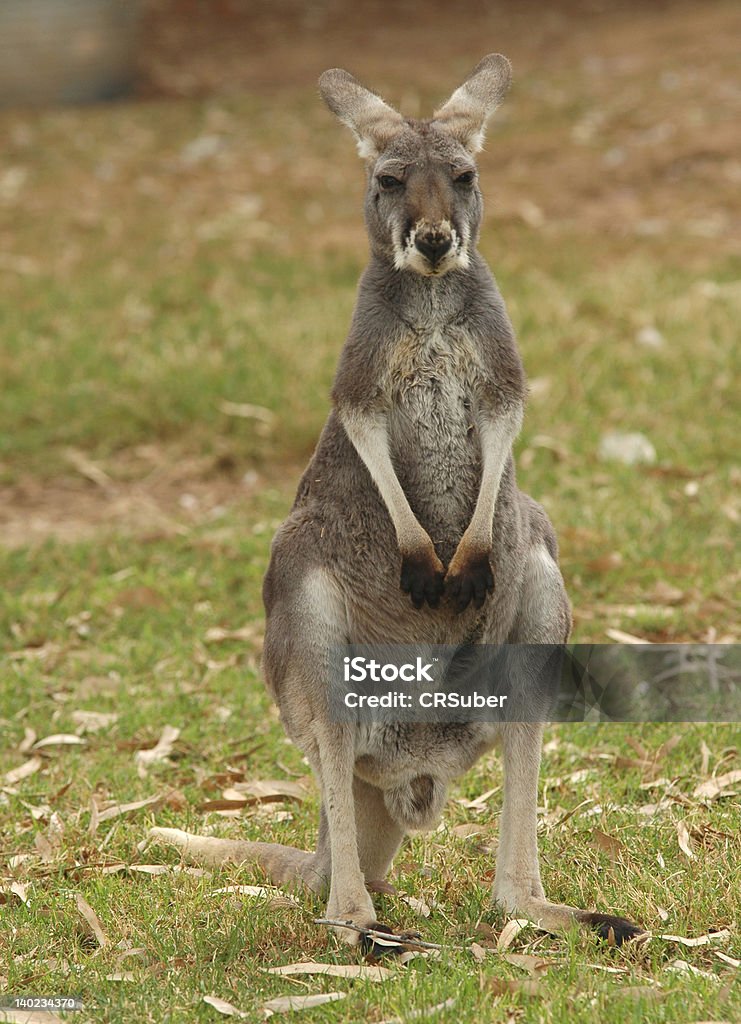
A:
[{"left": 1, "top": 3, "right": 740, "bottom": 1020}]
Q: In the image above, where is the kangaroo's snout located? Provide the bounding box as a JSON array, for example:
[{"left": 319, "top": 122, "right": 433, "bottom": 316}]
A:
[{"left": 414, "top": 230, "right": 453, "bottom": 267}]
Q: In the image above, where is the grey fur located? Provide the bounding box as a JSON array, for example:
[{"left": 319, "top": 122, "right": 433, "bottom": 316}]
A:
[{"left": 150, "top": 57, "right": 644, "bottom": 948}]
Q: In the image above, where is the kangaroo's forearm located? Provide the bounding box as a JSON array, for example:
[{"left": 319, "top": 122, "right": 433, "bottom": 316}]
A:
[
  {"left": 339, "top": 407, "right": 427, "bottom": 552},
  {"left": 466, "top": 405, "right": 524, "bottom": 548}
]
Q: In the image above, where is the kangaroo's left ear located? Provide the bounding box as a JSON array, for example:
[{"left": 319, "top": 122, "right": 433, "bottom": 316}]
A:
[{"left": 432, "top": 54, "right": 512, "bottom": 153}]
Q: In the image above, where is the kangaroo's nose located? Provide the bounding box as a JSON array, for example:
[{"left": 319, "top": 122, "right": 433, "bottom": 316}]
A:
[{"left": 415, "top": 232, "right": 452, "bottom": 266}]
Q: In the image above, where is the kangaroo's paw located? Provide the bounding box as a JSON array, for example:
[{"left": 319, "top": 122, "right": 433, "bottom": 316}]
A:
[
  {"left": 445, "top": 547, "right": 494, "bottom": 612},
  {"left": 400, "top": 545, "right": 445, "bottom": 609},
  {"left": 577, "top": 910, "right": 649, "bottom": 946}
]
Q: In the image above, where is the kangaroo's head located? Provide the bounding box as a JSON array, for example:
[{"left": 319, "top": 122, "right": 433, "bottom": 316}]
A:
[{"left": 319, "top": 55, "right": 511, "bottom": 276}]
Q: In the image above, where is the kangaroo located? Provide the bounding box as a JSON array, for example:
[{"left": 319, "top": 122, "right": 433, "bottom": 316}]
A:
[{"left": 151, "top": 56, "right": 644, "bottom": 948}]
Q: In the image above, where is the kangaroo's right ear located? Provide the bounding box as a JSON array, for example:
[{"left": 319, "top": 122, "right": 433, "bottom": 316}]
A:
[{"left": 319, "top": 69, "right": 405, "bottom": 161}]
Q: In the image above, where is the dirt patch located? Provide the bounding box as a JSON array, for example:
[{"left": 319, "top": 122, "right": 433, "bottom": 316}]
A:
[{"left": 0, "top": 448, "right": 295, "bottom": 549}]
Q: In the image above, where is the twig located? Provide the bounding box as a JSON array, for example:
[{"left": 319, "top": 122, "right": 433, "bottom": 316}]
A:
[{"left": 314, "top": 919, "right": 448, "bottom": 950}]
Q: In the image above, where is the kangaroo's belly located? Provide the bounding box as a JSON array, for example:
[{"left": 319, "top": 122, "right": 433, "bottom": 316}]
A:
[{"left": 386, "top": 329, "right": 483, "bottom": 562}]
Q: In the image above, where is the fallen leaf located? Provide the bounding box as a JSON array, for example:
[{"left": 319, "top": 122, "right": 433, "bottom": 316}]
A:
[
  {"left": 598, "top": 431, "right": 656, "bottom": 465},
  {"left": 228, "top": 779, "right": 309, "bottom": 803},
  {"left": 470, "top": 942, "right": 487, "bottom": 963},
  {"left": 4, "top": 756, "right": 43, "bottom": 785},
  {"left": 665, "top": 960, "right": 716, "bottom": 979},
  {"left": 502, "top": 953, "right": 558, "bottom": 974},
  {"left": 71, "top": 710, "right": 118, "bottom": 734},
  {"left": 399, "top": 893, "right": 431, "bottom": 917},
  {"left": 452, "top": 823, "right": 485, "bottom": 838},
  {"left": 714, "top": 951, "right": 740, "bottom": 968},
  {"left": 0, "top": 1011, "right": 65, "bottom": 1023},
  {"left": 93, "top": 792, "right": 166, "bottom": 830},
  {"left": 74, "top": 894, "right": 107, "bottom": 946},
  {"left": 203, "top": 994, "right": 248, "bottom": 1018},
  {"left": 617, "top": 986, "right": 663, "bottom": 1000},
  {"left": 267, "top": 962, "right": 392, "bottom": 982},
  {"left": 592, "top": 829, "right": 626, "bottom": 860},
  {"left": 263, "top": 993, "right": 346, "bottom": 1016},
  {"left": 33, "top": 734, "right": 86, "bottom": 750},
  {"left": 135, "top": 725, "right": 181, "bottom": 777},
  {"left": 497, "top": 919, "right": 531, "bottom": 950},
  {"left": 676, "top": 821, "right": 696, "bottom": 860},
  {"left": 208, "top": 884, "right": 300, "bottom": 908},
  {"left": 487, "top": 977, "right": 542, "bottom": 998},
  {"left": 128, "top": 864, "right": 206, "bottom": 877},
  {"left": 693, "top": 771, "right": 741, "bottom": 801},
  {"left": 0, "top": 881, "right": 30, "bottom": 905},
  {"left": 18, "top": 727, "right": 37, "bottom": 753},
  {"left": 659, "top": 929, "right": 732, "bottom": 948},
  {"left": 459, "top": 786, "right": 499, "bottom": 810},
  {"left": 605, "top": 628, "right": 652, "bottom": 644}
]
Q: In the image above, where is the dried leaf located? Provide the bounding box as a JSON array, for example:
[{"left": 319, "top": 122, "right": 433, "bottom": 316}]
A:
[
  {"left": 497, "top": 919, "right": 531, "bottom": 950},
  {"left": 459, "top": 786, "right": 499, "bottom": 810},
  {"left": 33, "top": 734, "right": 86, "bottom": 749},
  {"left": 605, "top": 628, "right": 652, "bottom": 644},
  {"left": 74, "top": 894, "right": 107, "bottom": 947},
  {"left": 503, "top": 953, "right": 558, "bottom": 974},
  {"left": 400, "top": 893, "right": 431, "bottom": 917},
  {"left": 0, "top": 881, "right": 30, "bottom": 905},
  {"left": 598, "top": 431, "right": 656, "bottom": 465},
  {"left": 693, "top": 770, "right": 741, "bottom": 801},
  {"left": 208, "top": 884, "right": 300, "bottom": 908},
  {"left": 714, "top": 951, "right": 740, "bottom": 968},
  {"left": 470, "top": 942, "right": 487, "bottom": 963},
  {"left": 665, "top": 960, "right": 716, "bottom": 979},
  {"left": 676, "top": 821, "right": 696, "bottom": 860},
  {"left": 4, "top": 756, "right": 43, "bottom": 785},
  {"left": 452, "top": 823, "right": 485, "bottom": 838},
  {"left": 268, "top": 961, "right": 392, "bottom": 982},
  {"left": 71, "top": 710, "right": 118, "bottom": 734},
  {"left": 592, "top": 829, "right": 626, "bottom": 860},
  {"left": 135, "top": 725, "right": 180, "bottom": 777},
  {"left": 263, "top": 993, "right": 346, "bottom": 1016},
  {"left": 18, "top": 727, "right": 37, "bottom": 753},
  {"left": 93, "top": 792, "right": 165, "bottom": 829},
  {"left": 229, "top": 779, "right": 309, "bottom": 803},
  {"left": 203, "top": 994, "right": 248, "bottom": 1018},
  {"left": 0, "top": 1011, "right": 65, "bottom": 1023},
  {"left": 487, "top": 977, "right": 542, "bottom": 998},
  {"left": 659, "top": 929, "right": 732, "bottom": 948},
  {"left": 128, "top": 864, "right": 205, "bottom": 877}
]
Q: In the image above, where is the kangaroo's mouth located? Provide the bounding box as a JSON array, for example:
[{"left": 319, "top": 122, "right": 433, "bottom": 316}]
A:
[{"left": 393, "top": 223, "right": 469, "bottom": 276}]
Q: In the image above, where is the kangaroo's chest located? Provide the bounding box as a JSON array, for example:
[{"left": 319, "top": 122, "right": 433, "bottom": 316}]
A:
[{"left": 384, "top": 328, "right": 483, "bottom": 553}]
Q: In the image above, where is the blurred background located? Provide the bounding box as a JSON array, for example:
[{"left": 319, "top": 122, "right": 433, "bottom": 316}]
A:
[{"left": 1, "top": 0, "right": 738, "bottom": 642}]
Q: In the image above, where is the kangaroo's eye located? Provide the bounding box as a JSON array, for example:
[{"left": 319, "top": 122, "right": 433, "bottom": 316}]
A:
[
  {"left": 378, "top": 174, "right": 403, "bottom": 190},
  {"left": 455, "top": 170, "right": 476, "bottom": 186}
]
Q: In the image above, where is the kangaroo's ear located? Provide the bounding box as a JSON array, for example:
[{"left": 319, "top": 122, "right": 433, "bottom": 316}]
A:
[
  {"left": 432, "top": 54, "right": 512, "bottom": 154},
  {"left": 319, "top": 69, "right": 405, "bottom": 161}
]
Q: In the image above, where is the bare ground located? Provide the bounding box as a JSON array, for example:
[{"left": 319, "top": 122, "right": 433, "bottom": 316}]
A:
[{"left": 4, "top": 0, "right": 740, "bottom": 546}]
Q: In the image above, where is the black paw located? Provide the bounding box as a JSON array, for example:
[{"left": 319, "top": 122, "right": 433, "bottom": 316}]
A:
[
  {"left": 360, "top": 922, "right": 423, "bottom": 959},
  {"left": 400, "top": 550, "right": 445, "bottom": 609},
  {"left": 582, "top": 911, "right": 648, "bottom": 946},
  {"left": 445, "top": 552, "right": 494, "bottom": 612}
]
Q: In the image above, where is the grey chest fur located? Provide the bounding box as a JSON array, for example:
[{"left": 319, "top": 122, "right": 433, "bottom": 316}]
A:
[{"left": 385, "top": 327, "right": 483, "bottom": 559}]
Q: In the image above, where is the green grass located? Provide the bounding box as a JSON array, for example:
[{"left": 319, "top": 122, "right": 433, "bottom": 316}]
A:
[{"left": 1, "top": 20, "right": 740, "bottom": 1022}]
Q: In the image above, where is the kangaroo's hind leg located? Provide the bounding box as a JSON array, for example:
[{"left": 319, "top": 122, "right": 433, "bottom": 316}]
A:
[
  {"left": 264, "top": 563, "right": 404, "bottom": 944},
  {"left": 490, "top": 541, "right": 645, "bottom": 944}
]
